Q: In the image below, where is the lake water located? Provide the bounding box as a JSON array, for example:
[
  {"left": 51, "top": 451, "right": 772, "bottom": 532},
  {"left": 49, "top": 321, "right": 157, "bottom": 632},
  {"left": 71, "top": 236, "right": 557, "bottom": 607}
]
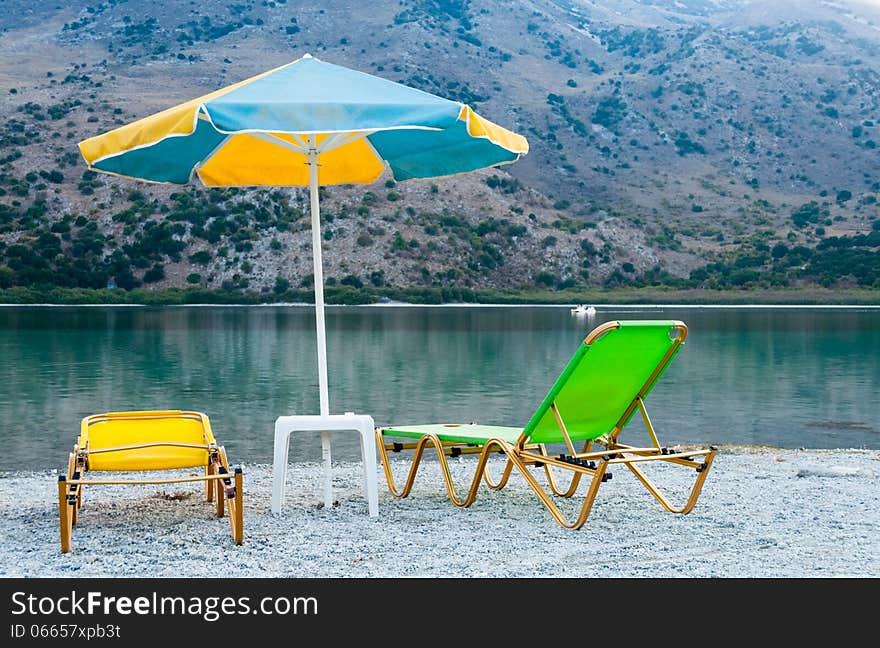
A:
[{"left": 0, "top": 304, "right": 877, "bottom": 471}]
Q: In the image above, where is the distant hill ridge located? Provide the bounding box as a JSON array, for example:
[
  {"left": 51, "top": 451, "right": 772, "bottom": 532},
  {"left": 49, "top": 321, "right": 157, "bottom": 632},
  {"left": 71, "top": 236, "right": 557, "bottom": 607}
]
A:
[{"left": 0, "top": 0, "right": 878, "bottom": 298}]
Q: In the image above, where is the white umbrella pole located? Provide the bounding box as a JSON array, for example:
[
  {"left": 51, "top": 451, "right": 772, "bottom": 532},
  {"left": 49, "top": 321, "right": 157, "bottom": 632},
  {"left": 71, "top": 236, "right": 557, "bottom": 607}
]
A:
[{"left": 307, "top": 146, "right": 333, "bottom": 509}]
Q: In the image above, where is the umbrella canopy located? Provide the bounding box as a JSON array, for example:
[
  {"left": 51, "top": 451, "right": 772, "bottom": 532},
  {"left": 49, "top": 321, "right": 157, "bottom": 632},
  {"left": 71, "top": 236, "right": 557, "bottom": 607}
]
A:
[
  {"left": 79, "top": 53, "right": 528, "bottom": 187},
  {"left": 79, "top": 53, "right": 529, "bottom": 419}
]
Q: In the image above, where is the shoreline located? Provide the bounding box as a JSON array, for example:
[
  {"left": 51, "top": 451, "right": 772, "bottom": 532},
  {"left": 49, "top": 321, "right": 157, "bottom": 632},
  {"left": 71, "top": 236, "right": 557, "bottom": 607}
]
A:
[
  {"left": 2, "top": 445, "right": 877, "bottom": 578},
  {"left": 1, "top": 286, "right": 878, "bottom": 308},
  {"left": 2, "top": 302, "right": 879, "bottom": 309}
]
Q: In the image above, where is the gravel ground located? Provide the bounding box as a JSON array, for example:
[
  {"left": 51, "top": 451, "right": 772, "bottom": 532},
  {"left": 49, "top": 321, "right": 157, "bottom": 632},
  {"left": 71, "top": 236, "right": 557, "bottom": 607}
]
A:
[{"left": 1, "top": 445, "right": 878, "bottom": 578}]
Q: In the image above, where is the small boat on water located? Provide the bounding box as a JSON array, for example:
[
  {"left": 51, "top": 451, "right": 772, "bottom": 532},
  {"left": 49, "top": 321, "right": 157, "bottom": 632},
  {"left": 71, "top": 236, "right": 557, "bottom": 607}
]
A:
[{"left": 571, "top": 304, "right": 597, "bottom": 316}]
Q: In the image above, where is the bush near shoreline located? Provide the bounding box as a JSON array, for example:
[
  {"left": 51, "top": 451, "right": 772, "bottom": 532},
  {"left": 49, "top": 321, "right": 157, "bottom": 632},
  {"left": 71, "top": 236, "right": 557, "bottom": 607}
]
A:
[{"left": 1, "top": 286, "right": 878, "bottom": 306}]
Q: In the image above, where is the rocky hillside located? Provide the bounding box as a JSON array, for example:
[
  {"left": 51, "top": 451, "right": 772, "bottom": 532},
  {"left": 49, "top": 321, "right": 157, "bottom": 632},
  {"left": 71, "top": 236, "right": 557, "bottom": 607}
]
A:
[{"left": 0, "top": 0, "right": 879, "bottom": 298}]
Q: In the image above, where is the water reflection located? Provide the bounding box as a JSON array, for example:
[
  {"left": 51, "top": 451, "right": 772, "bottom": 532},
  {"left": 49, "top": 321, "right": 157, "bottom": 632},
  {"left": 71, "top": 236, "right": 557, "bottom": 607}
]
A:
[{"left": 0, "top": 305, "right": 877, "bottom": 470}]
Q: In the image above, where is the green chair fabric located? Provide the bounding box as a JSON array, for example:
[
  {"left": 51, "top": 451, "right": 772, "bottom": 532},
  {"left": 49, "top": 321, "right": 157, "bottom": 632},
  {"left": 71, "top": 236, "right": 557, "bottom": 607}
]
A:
[{"left": 382, "top": 320, "right": 684, "bottom": 445}]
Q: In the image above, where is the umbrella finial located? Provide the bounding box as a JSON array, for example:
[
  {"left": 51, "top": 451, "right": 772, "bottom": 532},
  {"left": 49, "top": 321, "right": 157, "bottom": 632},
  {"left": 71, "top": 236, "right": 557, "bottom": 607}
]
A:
[{"left": 302, "top": 52, "right": 313, "bottom": 59}]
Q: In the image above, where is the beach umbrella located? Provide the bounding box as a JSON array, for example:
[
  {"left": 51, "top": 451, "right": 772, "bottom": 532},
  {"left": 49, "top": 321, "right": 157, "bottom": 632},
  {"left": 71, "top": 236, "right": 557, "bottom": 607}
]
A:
[{"left": 78, "top": 53, "right": 528, "bottom": 499}]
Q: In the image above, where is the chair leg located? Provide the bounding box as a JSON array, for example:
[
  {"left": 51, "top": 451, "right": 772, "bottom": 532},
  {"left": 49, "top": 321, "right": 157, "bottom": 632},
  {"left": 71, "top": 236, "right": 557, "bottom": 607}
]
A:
[
  {"left": 67, "top": 453, "right": 80, "bottom": 527},
  {"left": 482, "top": 458, "right": 513, "bottom": 490},
  {"left": 378, "top": 433, "right": 610, "bottom": 529},
  {"left": 215, "top": 471, "right": 226, "bottom": 517},
  {"left": 624, "top": 448, "right": 718, "bottom": 514},
  {"left": 378, "top": 431, "right": 454, "bottom": 503},
  {"left": 228, "top": 467, "right": 243, "bottom": 545},
  {"left": 542, "top": 441, "right": 591, "bottom": 497},
  {"left": 71, "top": 483, "right": 82, "bottom": 527},
  {"left": 58, "top": 477, "right": 72, "bottom": 553},
  {"left": 503, "top": 452, "right": 609, "bottom": 530},
  {"left": 378, "top": 433, "right": 516, "bottom": 509},
  {"left": 205, "top": 464, "right": 214, "bottom": 502},
  {"left": 71, "top": 446, "right": 86, "bottom": 514},
  {"left": 483, "top": 442, "right": 587, "bottom": 497},
  {"left": 544, "top": 464, "right": 582, "bottom": 497},
  {"left": 214, "top": 447, "right": 230, "bottom": 517}
]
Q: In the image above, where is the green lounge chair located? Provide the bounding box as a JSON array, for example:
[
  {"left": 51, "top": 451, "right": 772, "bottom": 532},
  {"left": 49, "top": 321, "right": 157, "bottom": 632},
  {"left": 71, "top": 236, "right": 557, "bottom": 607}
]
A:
[{"left": 375, "top": 320, "right": 718, "bottom": 529}]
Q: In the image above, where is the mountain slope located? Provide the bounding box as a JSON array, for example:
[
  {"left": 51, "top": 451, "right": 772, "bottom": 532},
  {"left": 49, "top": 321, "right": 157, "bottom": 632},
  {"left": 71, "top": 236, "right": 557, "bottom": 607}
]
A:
[{"left": 0, "top": 0, "right": 878, "bottom": 297}]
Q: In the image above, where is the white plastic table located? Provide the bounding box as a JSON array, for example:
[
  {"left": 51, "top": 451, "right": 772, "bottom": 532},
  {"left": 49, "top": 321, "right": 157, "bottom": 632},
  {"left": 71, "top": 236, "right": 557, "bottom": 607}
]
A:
[{"left": 271, "top": 412, "right": 379, "bottom": 517}]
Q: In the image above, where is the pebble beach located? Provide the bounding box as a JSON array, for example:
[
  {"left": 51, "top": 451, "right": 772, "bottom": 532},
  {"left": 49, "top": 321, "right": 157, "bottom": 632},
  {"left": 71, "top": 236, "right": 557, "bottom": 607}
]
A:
[{"left": 1, "top": 445, "right": 878, "bottom": 578}]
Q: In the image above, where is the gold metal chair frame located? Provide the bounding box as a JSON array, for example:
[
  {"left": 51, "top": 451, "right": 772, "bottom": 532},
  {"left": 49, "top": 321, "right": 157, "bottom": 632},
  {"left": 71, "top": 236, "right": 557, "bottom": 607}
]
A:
[
  {"left": 58, "top": 413, "right": 244, "bottom": 553},
  {"left": 376, "top": 322, "right": 718, "bottom": 529}
]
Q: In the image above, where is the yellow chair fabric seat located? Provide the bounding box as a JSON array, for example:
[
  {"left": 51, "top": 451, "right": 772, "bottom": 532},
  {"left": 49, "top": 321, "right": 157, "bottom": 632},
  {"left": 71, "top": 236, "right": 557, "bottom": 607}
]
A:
[{"left": 80, "top": 410, "right": 215, "bottom": 471}]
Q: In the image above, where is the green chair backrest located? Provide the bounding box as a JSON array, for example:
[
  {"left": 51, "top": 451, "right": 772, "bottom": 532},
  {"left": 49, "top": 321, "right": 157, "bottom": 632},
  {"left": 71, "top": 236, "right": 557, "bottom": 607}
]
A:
[{"left": 522, "top": 320, "right": 686, "bottom": 444}]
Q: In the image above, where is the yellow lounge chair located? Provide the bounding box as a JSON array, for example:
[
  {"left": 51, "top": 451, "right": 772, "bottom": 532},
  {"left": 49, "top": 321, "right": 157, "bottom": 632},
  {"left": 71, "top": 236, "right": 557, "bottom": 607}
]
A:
[{"left": 58, "top": 410, "right": 243, "bottom": 553}]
